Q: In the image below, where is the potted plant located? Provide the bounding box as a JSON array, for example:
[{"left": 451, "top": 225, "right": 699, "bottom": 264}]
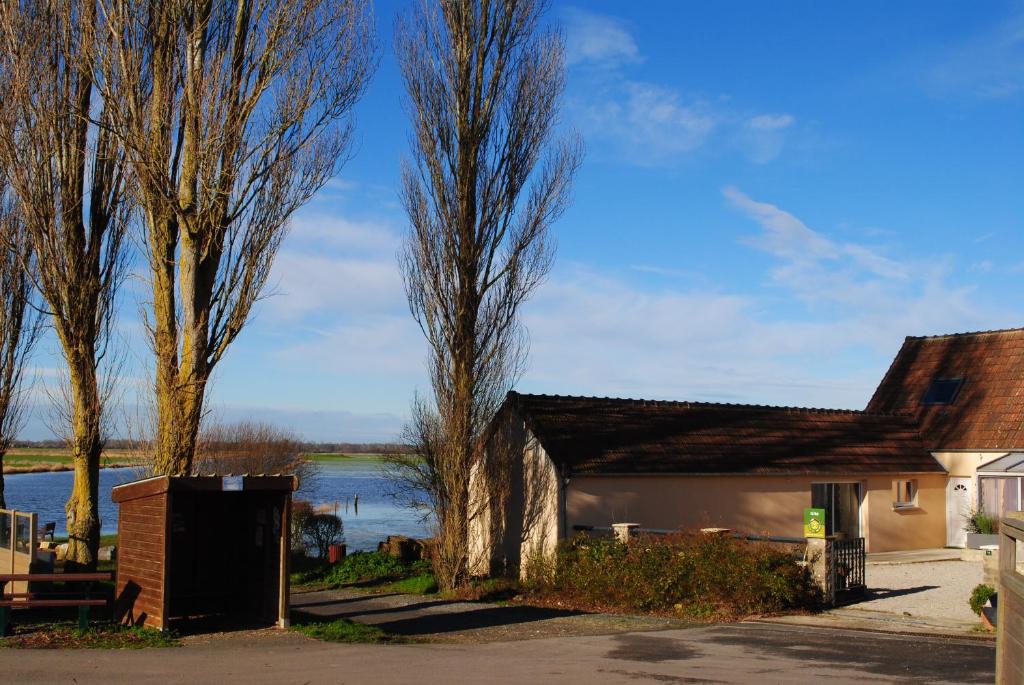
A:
[{"left": 964, "top": 509, "right": 1000, "bottom": 549}]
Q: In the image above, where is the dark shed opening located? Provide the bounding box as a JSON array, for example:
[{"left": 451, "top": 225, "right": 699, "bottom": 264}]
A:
[{"left": 112, "top": 475, "right": 296, "bottom": 632}]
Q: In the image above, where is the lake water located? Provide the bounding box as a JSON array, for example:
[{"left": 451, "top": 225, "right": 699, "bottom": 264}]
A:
[{"left": 2, "top": 460, "right": 432, "bottom": 552}]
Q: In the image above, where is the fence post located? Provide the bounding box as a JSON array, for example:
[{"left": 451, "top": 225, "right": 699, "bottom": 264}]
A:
[{"left": 612, "top": 523, "right": 640, "bottom": 544}]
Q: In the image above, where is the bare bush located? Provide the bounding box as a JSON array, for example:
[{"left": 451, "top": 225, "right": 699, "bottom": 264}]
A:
[{"left": 193, "top": 420, "right": 319, "bottom": 492}]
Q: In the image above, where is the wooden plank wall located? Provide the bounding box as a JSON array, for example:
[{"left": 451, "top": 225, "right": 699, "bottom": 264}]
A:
[
  {"left": 114, "top": 493, "right": 168, "bottom": 630},
  {"left": 998, "top": 516, "right": 1024, "bottom": 684}
]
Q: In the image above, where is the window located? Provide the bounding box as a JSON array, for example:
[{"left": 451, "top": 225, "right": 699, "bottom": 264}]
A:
[
  {"left": 921, "top": 378, "right": 964, "bottom": 405},
  {"left": 980, "top": 476, "right": 1021, "bottom": 518},
  {"left": 893, "top": 479, "right": 917, "bottom": 508},
  {"left": 811, "top": 482, "right": 861, "bottom": 538}
]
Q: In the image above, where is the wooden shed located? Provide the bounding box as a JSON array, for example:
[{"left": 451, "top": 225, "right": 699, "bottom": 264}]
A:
[{"left": 112, "top": 474, "right": 296, "bottom": 631}]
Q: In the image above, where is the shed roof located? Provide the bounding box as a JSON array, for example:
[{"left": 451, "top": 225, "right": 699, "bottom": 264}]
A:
[
  {"left": 866, "top": 327, "right": 1024, "bottom": 450},
  {"left": 506, "top": 392, "right": 944, "bottom": 476},
  {"left": 112, "top": 474, "right": 297, "bottom": 503}
]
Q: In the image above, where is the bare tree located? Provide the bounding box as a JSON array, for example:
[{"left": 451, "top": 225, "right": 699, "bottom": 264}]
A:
[
  {"left": 194, "top": 419, "right": 319, "bottom": 492},
  {"left": 0, "top": 185, "right": 43, "bottom": 509},
  {"left": 391, "top": 0, "right": 581, "bottom": 590},
  {"left": 0, "top": 0, "right": 130, "bottom": 567},
  {"left": 95, "top": 0, "right": 377, "bottom": 476}
]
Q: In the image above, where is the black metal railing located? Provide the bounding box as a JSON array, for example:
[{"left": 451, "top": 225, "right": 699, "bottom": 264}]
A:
[{"left": 827, "top": 537, "right": 866, "bottom": 604}]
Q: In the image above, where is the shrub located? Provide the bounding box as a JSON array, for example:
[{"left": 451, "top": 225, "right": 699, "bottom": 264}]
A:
[
  {"left": 964, "top": 509, "right": 999, "bottom": 535},
  {"left": 528, "top": 532, "right": 820, "bottom": 620},
  {"left": 291, "top": 500, "right": 314, "bottom": 552},
  {"left": 303, "top": 514, "right": 344, "bottom": 559},
  {"left": 322, "top": 551, "right": 432, "bottom": 586},
  {"left": 970, "top": 584, "right": 996, "bottom": 616}
]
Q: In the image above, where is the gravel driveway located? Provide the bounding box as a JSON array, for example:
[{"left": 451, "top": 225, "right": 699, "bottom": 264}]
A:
[{"left": 855, "top": 560, "right": 984, "bottom": 623}]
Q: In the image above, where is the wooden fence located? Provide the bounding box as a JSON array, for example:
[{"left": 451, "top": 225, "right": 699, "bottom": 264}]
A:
[{"left": 997, "top": 516, "right": 1024, "bottom": 684}]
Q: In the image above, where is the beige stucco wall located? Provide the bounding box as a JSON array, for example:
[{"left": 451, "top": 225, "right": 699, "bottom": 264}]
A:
[
  {"left": 519, "top": 441, "right": 561, "bottom": 573},
  {"left": 467, "top": 417, "right": 562, "bottom": 577},
  {"left": 860, "top": 473, "right": 947, "bottom": 552},
  {"left": 566, "top": 473, "right": 947, "bottom": 553}
]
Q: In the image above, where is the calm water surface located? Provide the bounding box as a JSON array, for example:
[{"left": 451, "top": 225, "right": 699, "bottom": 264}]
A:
[{"left": 3, "top": 460, "right": 431, "bottom": 552}]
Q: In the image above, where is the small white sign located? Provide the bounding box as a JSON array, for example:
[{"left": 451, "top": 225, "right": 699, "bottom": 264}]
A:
[{"left": 222, "top": 476, "right": 244, "bottom": 491}]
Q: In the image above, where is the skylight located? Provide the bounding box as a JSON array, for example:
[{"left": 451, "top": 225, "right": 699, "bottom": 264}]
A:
[{"left": 921, "top": 378, "right": 964, "bottom": 405}]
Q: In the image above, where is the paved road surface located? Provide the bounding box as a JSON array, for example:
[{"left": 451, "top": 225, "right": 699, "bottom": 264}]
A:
[{"left": 0, "top": 622, "right": 994, "bottom": 685}]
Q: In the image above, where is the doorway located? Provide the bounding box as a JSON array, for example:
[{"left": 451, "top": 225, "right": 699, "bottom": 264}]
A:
[
  {"left": 811, "top": 482, "right": 861, "bottom": 539},
  {"left": 946, "top": 477, "right": 973, "bottom": 547}
]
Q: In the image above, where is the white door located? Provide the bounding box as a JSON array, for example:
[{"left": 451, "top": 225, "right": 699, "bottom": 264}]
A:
[{"left": 946, "top": 478, "right": 973, "bottom": 547}]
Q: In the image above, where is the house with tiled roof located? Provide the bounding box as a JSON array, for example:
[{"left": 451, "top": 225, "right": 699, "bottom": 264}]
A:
[
  {"left": 867, "top": 327, "right": 1024, "bottom": 547},
  {"left": 468, "top": 327, "right": 1024, "bottom": 575}
]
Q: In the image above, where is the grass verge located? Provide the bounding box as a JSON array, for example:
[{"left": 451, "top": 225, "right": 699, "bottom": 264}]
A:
[
  {"left": 0, "top": 623, "right": 176, "bottom": 649},
  {"left": 291, "top": 616, "right": 400, "bottom": 643}
]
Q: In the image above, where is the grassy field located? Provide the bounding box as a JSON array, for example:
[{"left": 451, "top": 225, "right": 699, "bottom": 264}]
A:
[
  {"left": 304, "top": 453, "right": 387, "bottom": 463},
  {"left": 2, "top": 449, "right": 389, "bottom": 473},
  {"left": 3, "top": 448, "right": 139, "bottom": 474}
]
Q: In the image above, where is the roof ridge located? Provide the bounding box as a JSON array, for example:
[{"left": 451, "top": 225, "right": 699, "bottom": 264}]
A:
[
  {"left": 508, "top": 391, "right": 914, "bottom": 418},
  {"left": 906, "top": 325, "right": 1024, "bottom": 341}
]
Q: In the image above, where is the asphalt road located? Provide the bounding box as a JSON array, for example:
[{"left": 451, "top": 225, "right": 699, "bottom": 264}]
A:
[{"left": 0, "top": 622, "right": 995, "bottom": 685}]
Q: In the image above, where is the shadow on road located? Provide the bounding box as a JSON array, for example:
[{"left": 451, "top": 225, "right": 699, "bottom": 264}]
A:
[{"left": 291, "top": 592, "right": 583, "bottom": 637}]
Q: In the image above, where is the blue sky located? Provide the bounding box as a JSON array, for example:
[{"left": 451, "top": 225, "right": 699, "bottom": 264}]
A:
[{"left": 22, "top": 1, "right": 1024, "bottom": 441}]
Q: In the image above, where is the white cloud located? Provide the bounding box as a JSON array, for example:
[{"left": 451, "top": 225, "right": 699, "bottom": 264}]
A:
[
  {"left": 737, "top": 114, "right": 796, "bottom": 163},
  {"left": 563, "top": 7, "right": 641, "bottom": 67},
  {"left": 564, "top": 11, "right": 796, "bottom": 165},
  {"left": 746, "top": 114, "right": 795, "bottom": 131},
  {"left": 266, "top": 213, "right": 405, "bottom": 323},
  {"left": 510, "top": 190, "right": 1009, "bottom": 410}
]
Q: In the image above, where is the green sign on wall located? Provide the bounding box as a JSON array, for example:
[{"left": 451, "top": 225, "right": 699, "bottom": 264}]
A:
[{"left": 803, "top": 507, "right": 826, "bottom": 538}]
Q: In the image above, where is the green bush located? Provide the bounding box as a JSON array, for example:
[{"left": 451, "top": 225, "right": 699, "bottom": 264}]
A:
[
  {"left": 969, "top": 584, "right": 996, "bottom": 616},
  {"left": 964, "top": 509, "right": 999, "bottom": 535},
  {"left": 528, "top": 532, "right": 820, "bottom": 619},
  {"left": 322, "top": 551, "right": 431, "bottom": 586}
]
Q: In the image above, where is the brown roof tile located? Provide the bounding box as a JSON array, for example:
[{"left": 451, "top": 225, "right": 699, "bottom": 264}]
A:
[
  {"left": 507, "top": 392, "right": 942, "bottom": 476},
  {"left": 866, "top": 327, "right": 1024, "bottom": 450}
]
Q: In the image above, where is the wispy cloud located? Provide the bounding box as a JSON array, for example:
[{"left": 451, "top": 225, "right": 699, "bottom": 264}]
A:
[
  {"left": 563, "top": 9, "right": 797, "bottom": 165},
  {"left": 563, "top": 7, "right": 641, "bottom": 67}
]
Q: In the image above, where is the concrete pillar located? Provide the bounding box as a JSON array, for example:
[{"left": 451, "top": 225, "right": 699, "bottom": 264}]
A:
[
  {"left": 612, "top": 523, "right": 640, "bottom": 543},
  {"left": 805, "top": 538, "right": 831, "bottom": 604}
]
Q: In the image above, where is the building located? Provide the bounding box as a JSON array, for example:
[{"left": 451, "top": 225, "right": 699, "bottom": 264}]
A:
[
  {"left": 469, "top": 327, "right": 1024, "bottom": 575},
  {"left": 867, "top": 327, "right": 1024, "bottom": 546}
]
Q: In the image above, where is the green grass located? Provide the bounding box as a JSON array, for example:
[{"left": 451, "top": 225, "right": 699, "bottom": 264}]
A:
[
  {"left": 376, "top": 573, "right": 438, "bottom": 595},
  {"left": 302, "top": 452, "right": 387, "bottom": 463},
  {"left": 291, "top": 617, "right": 397, "bottom": 643},
  {"left": 52, "top": 533, "right": 118, "bottom": 548},
  {"left": 0, "top": 624, "right": 177, "bottom": 649}
]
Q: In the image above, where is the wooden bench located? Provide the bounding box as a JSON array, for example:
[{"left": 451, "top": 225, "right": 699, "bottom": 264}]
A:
[{"left": 0, "top": 572, "right": 112, "bottom": 636}]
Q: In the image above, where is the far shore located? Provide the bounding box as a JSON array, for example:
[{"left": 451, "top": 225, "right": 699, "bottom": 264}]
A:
[
  {"left": 1, "top": 450, "right": 387, "bottom": 476},
  {"left": 3, "top": 462, "right": 137, "bottom": 476}
]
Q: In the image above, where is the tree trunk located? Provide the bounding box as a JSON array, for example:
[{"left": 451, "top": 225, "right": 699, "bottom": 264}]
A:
[{"left": 64, "top": 352, "right": 102, "bottom": 569}]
